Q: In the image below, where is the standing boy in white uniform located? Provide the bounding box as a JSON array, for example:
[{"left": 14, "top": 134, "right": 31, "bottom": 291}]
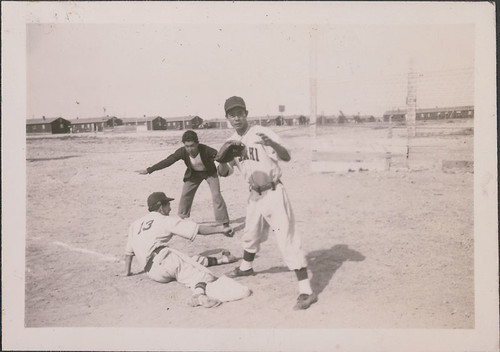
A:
[{"left": 217, "top": 96, "right": 317, "bottom": 310}]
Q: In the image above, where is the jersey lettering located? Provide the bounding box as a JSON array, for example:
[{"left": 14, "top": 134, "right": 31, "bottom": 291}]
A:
[
  {"left": 238, "top": 147, "right": 260, "bottom": 162},
  {"left": 137, "top": 219, "right": 154, "bottom": 235}
]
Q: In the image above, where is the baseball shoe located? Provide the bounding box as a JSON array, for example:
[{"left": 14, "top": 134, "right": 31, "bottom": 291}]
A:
[
  {"left": 220, "top": 250, "right": 238, "bottom": 264},
  {"left": 293, "top": 293, "right": 318, "bottom": 310},
  {"left": 187, "top": 294, "right": 222, "bottom": 308},
  {"left": 226, "top": 267, "right": 255, "bottom": 278}
]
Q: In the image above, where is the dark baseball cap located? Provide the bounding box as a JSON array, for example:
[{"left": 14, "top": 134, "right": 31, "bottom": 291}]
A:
[
  {"left": 224, "top": 96, "right": 246, "bottom": 113},
  {"left": 147, "top": 192, "right": 174, "bottom": 211}
]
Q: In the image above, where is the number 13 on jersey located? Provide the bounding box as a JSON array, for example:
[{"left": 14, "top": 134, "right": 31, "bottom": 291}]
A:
[{"left": 137, "top": 220, "right": 154, "bottom": 235}]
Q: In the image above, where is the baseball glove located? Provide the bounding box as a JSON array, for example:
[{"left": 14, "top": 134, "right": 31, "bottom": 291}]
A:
[{"left": 216, "top": 141, "right": 246, "bottom": 163}]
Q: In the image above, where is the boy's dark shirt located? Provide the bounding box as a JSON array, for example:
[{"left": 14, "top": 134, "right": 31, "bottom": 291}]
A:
[{"left": 147, "top": 144, "right": 218, "bottom": 182}]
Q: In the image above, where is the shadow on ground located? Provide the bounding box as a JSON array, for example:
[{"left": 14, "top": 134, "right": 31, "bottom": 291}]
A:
[
  {"left": 307, "top": 244, "right": 365, "bottom": 295},
  {"left": 254, "top": 244, "right": 365, "bottom": 296},
  {"left": 198, "top": 217, "right": 246, "bottom": 257},
  {"left": 230, "top": 216, "right": 246, "bottom": 232},
  {"left": 198, "top": 216, "right": 245, "bottom": 233}
]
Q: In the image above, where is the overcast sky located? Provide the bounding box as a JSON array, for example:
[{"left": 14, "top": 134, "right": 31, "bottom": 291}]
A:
[{"left": 26, "top": 8, "right": 474, "bottom": 120}]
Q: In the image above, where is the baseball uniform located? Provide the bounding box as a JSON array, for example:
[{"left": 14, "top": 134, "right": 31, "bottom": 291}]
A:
[
  {"left": 125, "top": 212, "right": 216, "bottom": 289},
  {"left": 225, "top": 125, "right": 307, "bottom": 270},
  {"left": 124, "top": 210, "right": 251, "bottom": 302}
]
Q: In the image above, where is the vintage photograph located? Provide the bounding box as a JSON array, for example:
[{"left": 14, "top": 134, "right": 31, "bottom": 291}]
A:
[{"left": 2, "top": 2, "right": 498, "bottom": 351}]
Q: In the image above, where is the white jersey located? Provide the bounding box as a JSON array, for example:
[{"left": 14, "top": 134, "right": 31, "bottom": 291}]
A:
[
  {"left": 227, "top": 125, "right": 286, "bottom": 188},
  {"left": 124, "top": 212, "right": 199, "bottom": 268}
]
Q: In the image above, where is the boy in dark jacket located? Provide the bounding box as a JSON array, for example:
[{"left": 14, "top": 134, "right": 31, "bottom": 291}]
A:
[{"left": 139, "top": 130, "right": 231, "bottom": 232}]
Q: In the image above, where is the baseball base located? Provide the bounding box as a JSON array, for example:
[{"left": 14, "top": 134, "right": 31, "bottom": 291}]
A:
[{"left": 206, "top": 275, "right": 252, "bottom": 302}]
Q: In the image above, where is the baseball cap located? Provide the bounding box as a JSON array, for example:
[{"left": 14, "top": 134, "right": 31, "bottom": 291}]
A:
[
  {"left": 147, "top": 192, "right": 174, "bottom": 211},
  {"left": 224, "top": 96, "right": 246, "bottom": 113}
]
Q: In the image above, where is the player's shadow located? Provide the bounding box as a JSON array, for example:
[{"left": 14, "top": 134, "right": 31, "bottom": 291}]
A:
[
  {"left": 198, "top": 216, "right": 246, "bottom": 232},
  {"left": 257, "top": 244, "right": 365, "bottom": 295},
  {"left": 230, "top": 216, "right": 246, "bottom": 232},
  {"left": 199, "top": 216, "right": 247, "bottom": 257},
  {"left": 307, "top": 244, "right": 365, "bottom": 295}
]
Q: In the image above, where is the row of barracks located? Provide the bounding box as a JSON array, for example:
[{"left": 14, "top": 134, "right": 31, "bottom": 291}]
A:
[
  {"left": 26, "top": 106, "right": 473, "bottom": 135},
  {"left": 26, "top": 115, "right": 204, "bottom": 134},
  {"left": 26, "top": 114, "right": 310, "bottom": 135},
  {"left": 382, "top": 106, "right": 474, "bottom": 122},
  {"left": 205, "top": 115, "right": 309, "bottom": 129},
  {"left": 313, "top": 106, "right": 474, "bottom": 125}
]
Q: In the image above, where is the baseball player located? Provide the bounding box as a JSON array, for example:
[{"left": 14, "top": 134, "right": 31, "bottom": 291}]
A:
[
  {"left": 138, "top": 130, "right": 232, "bottom": 233},
  {"left": 217, "top": 96, "right": 317, "bottom": 310},
  {"left": 123, "top": 192, "right": 252, "bottom": 308}
]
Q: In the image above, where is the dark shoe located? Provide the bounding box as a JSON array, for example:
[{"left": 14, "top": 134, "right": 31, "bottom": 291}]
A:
[
  {"left": 226, "top": 267, "right": 255, "bottom": 278},
  {"left": 293, "top": 293, "right": 318, "bottom": 310}
]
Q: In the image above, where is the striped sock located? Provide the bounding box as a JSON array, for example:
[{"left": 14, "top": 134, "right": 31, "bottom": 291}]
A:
[
  {"left": 194, "top": 282, "right": 207, "bottom": 295},
  {"left": 207, "top": 257, "right": 218, "bottom": 267}
]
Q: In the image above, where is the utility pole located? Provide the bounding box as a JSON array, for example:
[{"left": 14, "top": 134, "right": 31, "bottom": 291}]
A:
[
  {"left": 406, "top": 59, "right": 417, "bottom": 169},
  {"left": 309, "top": 26, "right": 318, "bottom": 138},
  {"left": 406, "top": 60, "right": 417, "bottom": 137}
]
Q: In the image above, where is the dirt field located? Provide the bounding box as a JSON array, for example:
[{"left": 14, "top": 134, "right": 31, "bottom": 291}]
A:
[{"left": 25, "top": 120, "right": 474, "bottom": 329}]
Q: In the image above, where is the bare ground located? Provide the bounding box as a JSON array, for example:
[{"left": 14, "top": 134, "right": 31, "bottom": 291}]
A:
[{"left": 25, "top": 121, "right": 474, "bottom": 329}]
